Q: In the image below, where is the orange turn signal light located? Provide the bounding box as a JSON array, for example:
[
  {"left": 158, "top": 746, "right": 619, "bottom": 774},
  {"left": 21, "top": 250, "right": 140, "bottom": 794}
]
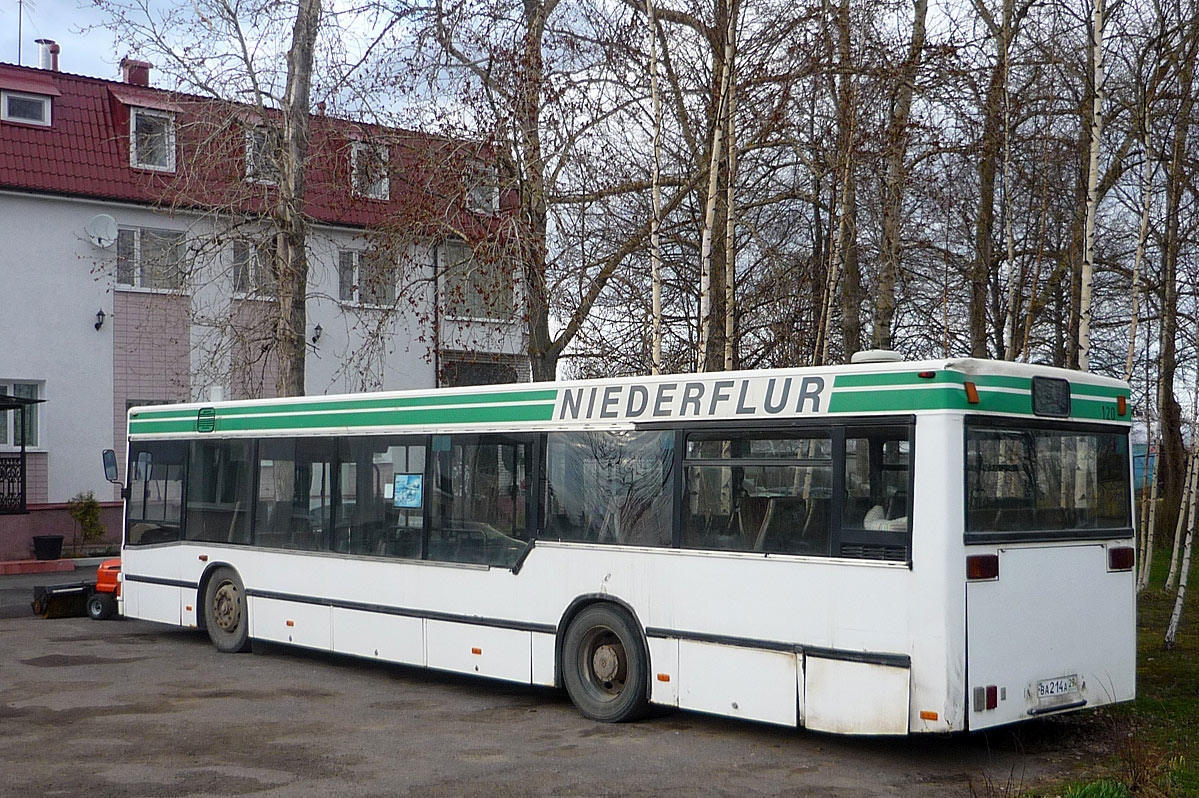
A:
[
  {"left": 471, "top": 647, "right": 482, "bottom": 655},
  {"left": 657, "top": 674, "right": 671, "bottom": 682},
  {"left": 964, "top": 382, "right": 980, "bottom": 404},
  {"left": 1117, "top": 395, "right": 1127, "bottom": 416},
  {"left": 919, "top": 710, "right": 938, "bottom": 721}
]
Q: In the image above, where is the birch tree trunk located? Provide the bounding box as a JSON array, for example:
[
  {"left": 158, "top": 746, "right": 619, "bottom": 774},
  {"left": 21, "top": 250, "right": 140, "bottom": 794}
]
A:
[
  {"left": 1124, "top": 113, "right": 1152, "bottom": 381},
  {"left": 1165, "top": 501, "right": 1195, "bottom": 649},
  {"left": 697, "top": 31, "right": 730, "bottom": 370},
  {"left": 646, "top": 0, "right": 664, "bottom": 375},
  {"left": 834, "top": 0, "right": 861, "bottom": 360},
  {"left": 1166, "top": 454, "right": 1197, "bottom": 592},
  {"left": 723, "top": 3, "right": 737, "bottom": 372},
  {"left": 274, "top": 0, "right": 322, "bottom": 397},
  {"left": 1076, "top": 0, "right": 1105, "bottom": 372}
]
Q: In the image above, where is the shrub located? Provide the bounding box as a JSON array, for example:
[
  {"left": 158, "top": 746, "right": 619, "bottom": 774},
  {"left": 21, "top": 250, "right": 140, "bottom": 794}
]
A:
[{"left": 67, "top": 491, "right": 106, "bottom": 556}]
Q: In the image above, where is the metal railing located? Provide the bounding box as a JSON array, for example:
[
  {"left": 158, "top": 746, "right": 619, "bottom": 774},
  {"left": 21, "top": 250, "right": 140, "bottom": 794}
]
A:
[{"left": 0, "top": 453, "right": 26, "bottom": 514}]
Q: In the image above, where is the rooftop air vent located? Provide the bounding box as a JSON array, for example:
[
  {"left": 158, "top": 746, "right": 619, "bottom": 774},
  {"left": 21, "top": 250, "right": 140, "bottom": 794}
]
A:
[{"left": 849, "top": 349, "right": 904, "bottom": 365}]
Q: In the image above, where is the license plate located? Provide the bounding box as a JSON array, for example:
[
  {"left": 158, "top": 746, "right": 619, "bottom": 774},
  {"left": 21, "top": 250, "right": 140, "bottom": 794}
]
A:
[{"left": 1037, "top": 674, "right": 1080, "bottom": 699}]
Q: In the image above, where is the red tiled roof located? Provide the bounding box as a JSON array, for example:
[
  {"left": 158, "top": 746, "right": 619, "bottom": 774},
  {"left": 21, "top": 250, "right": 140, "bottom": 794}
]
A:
[{"left": 0, "top": 62, "right": 500, "bottom": 231}]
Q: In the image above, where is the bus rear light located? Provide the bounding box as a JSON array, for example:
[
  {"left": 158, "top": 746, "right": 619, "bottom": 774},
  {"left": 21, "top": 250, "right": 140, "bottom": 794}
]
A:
[
  {"left": 964, "top": 382, "right": 980, "bottom": 404},
  {"left": 1108, "top": 546, "right": 1135, "bottom": 572},
  {"left": 972, "top": 685, "right": 1000, "bottom": 711},
  {"left": 917, "top": 371, "right": 936, "bottom": 379},
  {"left": 967, "top": 554, "right": 999, "bottom": 581}
]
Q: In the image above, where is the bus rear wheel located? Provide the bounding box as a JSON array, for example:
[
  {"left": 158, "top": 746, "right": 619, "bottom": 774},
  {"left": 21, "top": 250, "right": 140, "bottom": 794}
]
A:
[
  {"left": 562, "top": 604, "right": 648, "bottom": 722},
  {"left": 204, "top": 568, "right": 251, "bottom": 653}
]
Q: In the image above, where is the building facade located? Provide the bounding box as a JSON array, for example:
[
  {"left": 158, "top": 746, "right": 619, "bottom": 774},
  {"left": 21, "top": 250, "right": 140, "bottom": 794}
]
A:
[{"left": 0, "top": 50, "right": 527, "bottom": 555}]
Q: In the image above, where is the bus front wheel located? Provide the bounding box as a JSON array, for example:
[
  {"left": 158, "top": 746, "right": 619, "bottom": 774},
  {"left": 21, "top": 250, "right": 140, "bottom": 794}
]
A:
[
  {"left": 562, "top": 604, "right": 648, "bottom": 722},
  {"left": 204, "top": 568, "right": 251, "bottom": 653}
]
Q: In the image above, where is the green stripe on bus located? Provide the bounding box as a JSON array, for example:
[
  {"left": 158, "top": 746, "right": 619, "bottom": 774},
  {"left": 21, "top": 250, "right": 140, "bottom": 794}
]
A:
[
  {"left": 828, "top": 386, "right": 974, "bottom": 413},
  {"left": 1070, "top": 383, "right": 1128, "bottom": 399},
  {"left": 834, "top": 371, "right": 1033, "bottom": 391},
  {"left": 130, "top": 402, "right": 556, "bottom": 435},
  {"left": 129, "top": 389, "right": 559, "bottom": 421}
]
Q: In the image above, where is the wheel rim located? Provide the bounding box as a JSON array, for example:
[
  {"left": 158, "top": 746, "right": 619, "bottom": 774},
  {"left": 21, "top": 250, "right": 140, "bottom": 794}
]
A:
[
  {"left": 577, "top": 625, "right": 628, "bottom": 703},
  {"left": 212, "top": 581, "right": 242, "bottom": 633}
]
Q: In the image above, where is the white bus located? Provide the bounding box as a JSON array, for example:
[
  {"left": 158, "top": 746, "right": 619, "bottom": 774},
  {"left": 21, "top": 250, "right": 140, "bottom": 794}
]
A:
[{"left": 104, "top": 356, "right": 1136, "bottom": 735}]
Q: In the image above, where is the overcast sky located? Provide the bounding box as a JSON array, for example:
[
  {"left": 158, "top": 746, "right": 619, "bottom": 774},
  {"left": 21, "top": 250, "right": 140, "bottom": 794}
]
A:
[{"left": 5, "top": 0, "right": 120, "bottom": 80}]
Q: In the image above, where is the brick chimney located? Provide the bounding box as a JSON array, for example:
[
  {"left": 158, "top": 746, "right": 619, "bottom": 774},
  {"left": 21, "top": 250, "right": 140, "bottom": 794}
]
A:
[
  {"left": 120, "top": 57, "right": 153, "bottom": 87},
  {"left": 35, "top": 39, "right": 60, "bottom": 71}
]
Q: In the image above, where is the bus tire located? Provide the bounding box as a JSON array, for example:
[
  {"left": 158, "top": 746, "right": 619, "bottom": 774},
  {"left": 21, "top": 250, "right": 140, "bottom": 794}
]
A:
[
  {"left": 204, "top": 568, "right": 251, "bottom": 653},
  {"left": 87, "top": 592, "right": 117, "bottom": 621},
  {"left": 562, "top": 604, "right": 649, "bottom": 723}
]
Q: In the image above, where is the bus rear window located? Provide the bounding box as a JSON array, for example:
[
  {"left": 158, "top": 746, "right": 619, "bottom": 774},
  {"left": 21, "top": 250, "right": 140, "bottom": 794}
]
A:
[{"left": 966, "top": 424, "right": 1130, "bottom": 538}]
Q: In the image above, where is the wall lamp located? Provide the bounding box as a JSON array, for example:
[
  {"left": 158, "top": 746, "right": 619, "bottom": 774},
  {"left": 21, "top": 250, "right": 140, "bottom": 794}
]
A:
[
  {"left": 94, "top": 308, "right": 106, "bottom": 330},
  {"left": 311, "top": 323, "right": 322, "bottom": 345}
]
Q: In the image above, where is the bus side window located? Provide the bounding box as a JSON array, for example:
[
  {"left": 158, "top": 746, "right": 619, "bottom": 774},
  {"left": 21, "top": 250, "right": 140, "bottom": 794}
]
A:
[
  {"left": 838, "top": 427, "right": 911, "bottom": 561},
  {"left": 681, "top": 431, "right": 832, "bottom": 556},
  {"left": 126, "top": 441, "right": 187, "bottom": 546},
  {"left": 429, "top": 436, "right": 532, "bottom": 568},
  {"left": 185, "top": 440, "right": 254, "bottom": 545},
  {"left": 543, "top": 430, "right": 673, "bottom": 548},
  {"left": 337, "top": 436, "right": 425, "bottom": 559},
  {"left": 256, "top": 438, "right": 335, "bottom": 552}
]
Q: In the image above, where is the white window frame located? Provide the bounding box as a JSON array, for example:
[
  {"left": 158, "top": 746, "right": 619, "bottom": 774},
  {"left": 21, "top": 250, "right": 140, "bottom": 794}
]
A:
[
  {"left": 1, "top": 90, "right": 51, "bottom": 126},
  {"left": 465, "top": 159, "right": 498, "bottom": 215},
  {"left": 351, "top": 141, "right": 389, "bottom": 200},
  {"left": 232, "top": 239, "right": 277, "bottom": 298},
  {"left": 130, "top": 107, "right": 177, "bottom": 172},
  {"left": 245, "top": 127, "right": 279, "bottom": 184},
  {"left": 0, "top": 382, "right": 41, "bottom": 450},
  {"left": 338, "top": 249, "right": 396, "bottom": 308},
  {"left": 116, "top": 227, "right": 187, "bottom": 293},
  {"left": 440, "top": 240, "right": 515, "bottom": 321}
]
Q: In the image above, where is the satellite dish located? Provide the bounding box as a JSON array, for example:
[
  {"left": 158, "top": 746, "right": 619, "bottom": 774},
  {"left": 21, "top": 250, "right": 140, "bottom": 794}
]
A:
[{"left": 85, "top": 214, "right": 119, "bottom": 248}]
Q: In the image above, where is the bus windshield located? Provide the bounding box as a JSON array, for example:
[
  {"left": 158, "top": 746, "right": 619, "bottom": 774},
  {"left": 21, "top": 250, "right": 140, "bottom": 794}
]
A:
[{"left": 966, "top": 423, "right": 1131, "bottom": 537}]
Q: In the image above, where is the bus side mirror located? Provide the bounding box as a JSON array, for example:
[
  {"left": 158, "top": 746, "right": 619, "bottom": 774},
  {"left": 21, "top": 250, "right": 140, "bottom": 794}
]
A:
[
  {"left": 102, "top": 449, "right": 119, "bottom": 483},
  {"left": 102, "top": 449, "right": 129, "bottom": 500}
]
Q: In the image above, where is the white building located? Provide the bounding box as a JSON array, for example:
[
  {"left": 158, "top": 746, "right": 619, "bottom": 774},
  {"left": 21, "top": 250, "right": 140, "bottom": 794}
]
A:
[{"left": 0, "top": 48, "right": 527, "bottom": 554}]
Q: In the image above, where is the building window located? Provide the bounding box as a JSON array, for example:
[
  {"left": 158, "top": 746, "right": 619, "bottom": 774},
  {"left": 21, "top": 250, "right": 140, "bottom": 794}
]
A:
[
  {"left": 465, "top": 158, "right": 497, "bottom": 214},
  {"left": 117, "top": 228, "right": 186, "bottom": 291},
  {"left": 338, "top": 249, "right": 395, "bottom": 306},
  {"left": 246, "top": 127, "right": 279, "bottom": 184},
  {"left": 232, "top": 239, "right": 277, "bottom": 296},
  {"left": 1, "top": 91, "right": 51, "bottom": 126},
  {"left": 130, "top": 108, "right": 176, "bottom": 171},
  {"left": 441, "top": 240, "right": 513, "bottom": 320},
  {"left": 0, "top": 383, "right": 39, "bottom": 447},
  {"left": 351, "top": 141, "right": 389, "bottom": 200}
]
